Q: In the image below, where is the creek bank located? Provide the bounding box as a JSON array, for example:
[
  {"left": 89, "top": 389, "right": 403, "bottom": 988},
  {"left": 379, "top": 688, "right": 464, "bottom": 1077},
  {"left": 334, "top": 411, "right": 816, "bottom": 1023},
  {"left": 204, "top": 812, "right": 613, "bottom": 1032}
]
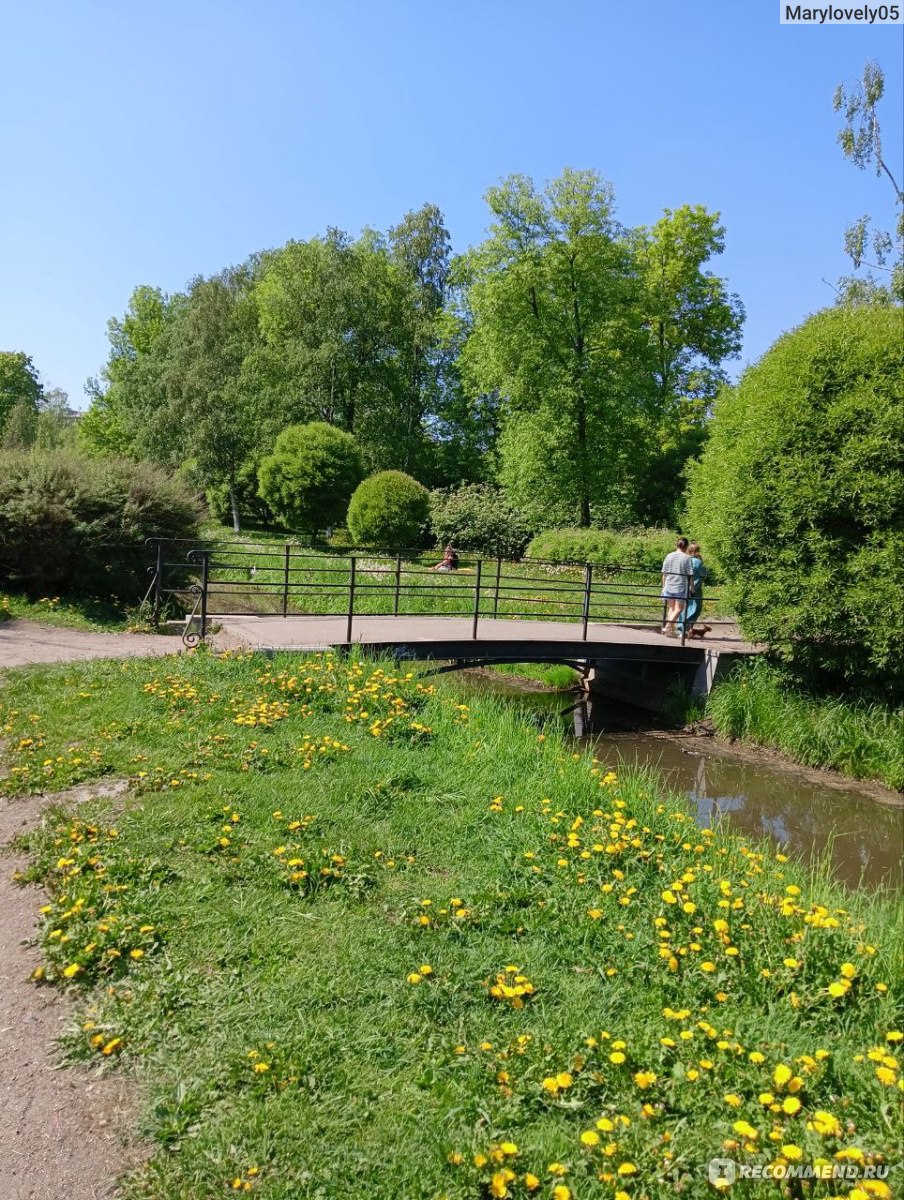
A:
[{"left": 465, "top": 666, "right": 903, "bottom": 806}]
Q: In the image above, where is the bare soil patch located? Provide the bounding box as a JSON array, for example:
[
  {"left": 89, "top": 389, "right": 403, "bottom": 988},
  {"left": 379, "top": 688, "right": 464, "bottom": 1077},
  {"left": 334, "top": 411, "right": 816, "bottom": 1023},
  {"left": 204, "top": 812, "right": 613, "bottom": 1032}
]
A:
[{"left": 0, "top": 780, "right": 145, "bottom": 1200}]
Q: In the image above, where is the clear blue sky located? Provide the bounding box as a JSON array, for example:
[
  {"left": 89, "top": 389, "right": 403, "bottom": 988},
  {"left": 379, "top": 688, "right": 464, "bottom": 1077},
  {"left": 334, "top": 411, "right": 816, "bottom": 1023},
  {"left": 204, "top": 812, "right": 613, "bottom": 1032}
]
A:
[{"left": 2, "top": 1, "right": 901, "bottom": 406}]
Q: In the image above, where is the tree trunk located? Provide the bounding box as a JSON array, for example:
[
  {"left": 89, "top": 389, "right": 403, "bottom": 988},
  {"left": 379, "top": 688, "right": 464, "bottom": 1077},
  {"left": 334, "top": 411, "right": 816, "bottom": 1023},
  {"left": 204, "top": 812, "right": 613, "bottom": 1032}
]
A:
[{"left": 229, "top": 483, "right": 241, "bottom": 533}]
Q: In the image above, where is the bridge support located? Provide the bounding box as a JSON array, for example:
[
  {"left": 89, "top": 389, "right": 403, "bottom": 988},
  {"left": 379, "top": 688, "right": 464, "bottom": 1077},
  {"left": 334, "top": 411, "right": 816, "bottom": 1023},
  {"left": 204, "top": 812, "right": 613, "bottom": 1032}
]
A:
[{"left": 583, "top": 650, "right": 744, "bottom": 714}]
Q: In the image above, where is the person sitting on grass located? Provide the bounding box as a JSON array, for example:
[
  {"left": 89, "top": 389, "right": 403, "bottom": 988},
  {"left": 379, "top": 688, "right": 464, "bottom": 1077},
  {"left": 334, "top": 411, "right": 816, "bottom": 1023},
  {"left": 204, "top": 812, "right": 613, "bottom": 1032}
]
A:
[
  {"left": 431, "top": 544, "right": 459, "bottom": 572},
  {"left": 678, "top": 542, "right": 712, "bottom": 639},
  {"left": 660, "top": 536, "right": 693, "bottom": 637}
]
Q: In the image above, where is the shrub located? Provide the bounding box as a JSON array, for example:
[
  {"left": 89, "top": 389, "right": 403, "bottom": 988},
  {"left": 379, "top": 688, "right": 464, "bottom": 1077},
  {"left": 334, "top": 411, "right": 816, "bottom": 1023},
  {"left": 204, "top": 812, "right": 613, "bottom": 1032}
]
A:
[
  {"left": 347, "top": 471, "right": 430, "bottom": 547},
  {"left": 686, "top": 307, "right": 903, "bottom": 690},
  {"left": 257, "top": 423, "right": 363, "bottom": 533},
  {"left": 526, "top": 527, "right": 678, "bottom": 568},
  {"left": 428, "top": 484, "right": 532, "bottom": 558},
  {"left": 206, "top": 458, "right": 274, "bottom": 529},
  {"left": 0, "top": 450, "right": 201, "bottom": 596}
]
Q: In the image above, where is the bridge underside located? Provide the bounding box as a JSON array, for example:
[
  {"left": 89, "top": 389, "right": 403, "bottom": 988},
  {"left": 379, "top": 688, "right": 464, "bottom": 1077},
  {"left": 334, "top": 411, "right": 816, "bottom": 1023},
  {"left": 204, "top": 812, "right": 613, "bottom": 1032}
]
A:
[{"left": 210, "top": 616, "right": 759, "bottom": 710}]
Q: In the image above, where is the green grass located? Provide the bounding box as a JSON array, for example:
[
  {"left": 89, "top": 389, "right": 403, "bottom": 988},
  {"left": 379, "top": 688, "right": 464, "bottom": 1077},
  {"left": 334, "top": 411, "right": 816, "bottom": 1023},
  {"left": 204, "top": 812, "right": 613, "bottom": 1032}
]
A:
[
  {"left": 484, "top": 663, "right": 581, "bottom": 690},
  {"left": 1, "top": 650, "right": 901, "bottom": 1200},
  {"left": 707, "top": 660, "right": 904, "bottom": 792},
  {"left": 0, "top": 589, "right": 141, "bottom": 632}
]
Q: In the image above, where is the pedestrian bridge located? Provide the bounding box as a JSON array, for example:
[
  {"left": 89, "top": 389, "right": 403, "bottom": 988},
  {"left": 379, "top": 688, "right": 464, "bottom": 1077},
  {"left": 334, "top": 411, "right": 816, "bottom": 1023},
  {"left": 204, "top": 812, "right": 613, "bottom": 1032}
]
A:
[{"left": 147, "top": 540, "right": 760, "bottom": 709}]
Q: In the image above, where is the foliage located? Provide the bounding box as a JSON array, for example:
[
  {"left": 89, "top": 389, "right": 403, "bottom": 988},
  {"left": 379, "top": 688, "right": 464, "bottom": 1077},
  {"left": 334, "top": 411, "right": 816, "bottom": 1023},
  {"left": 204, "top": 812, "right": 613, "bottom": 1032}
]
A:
[
  {"left": 458, "top": 172, "right": 742, "bottom": 528},
  {"left": 2, "top": 386, "right": 77, "bottom": 451},
  {"left": 3, "top": 650, "right": 901, "bottom": 1199},
  {"left": 526, "top": 527, "right": 678, "bottom": 569},
  {"left": 0, "top": 450, "right": 200, "bottom": 595},
  {"left": 346, "top": 471, "right": 430, "bottom": 547},
  {"left": 0, "top": 350, "right": 42, "bottom": 436},
  {"left": 707, "top": 659, "right": 904, "bottom": 792},
  {"left": 80, "top": 207, "right": 485, "bottom": 503},
  {"left": 833, "top": 60, "right": 903, "bottom": 304},
  {"left": 257, "top": 423, "right": 363, "bottom": 533},
  {"left": 429, "top": 483, "right": 532, "bottom": 558},
  {"left": 205, "top": 456, "right": 274, "bottom": 529},
  {"left": 686, "top": 306, "right": 903, "bottom": 690}
]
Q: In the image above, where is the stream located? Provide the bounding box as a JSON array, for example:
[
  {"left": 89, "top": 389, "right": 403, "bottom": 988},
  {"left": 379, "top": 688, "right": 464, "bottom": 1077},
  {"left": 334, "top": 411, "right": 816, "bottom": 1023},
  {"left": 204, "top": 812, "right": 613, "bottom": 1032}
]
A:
[{"left": 454, "top": 671, "right": 903, "bottom": 890}]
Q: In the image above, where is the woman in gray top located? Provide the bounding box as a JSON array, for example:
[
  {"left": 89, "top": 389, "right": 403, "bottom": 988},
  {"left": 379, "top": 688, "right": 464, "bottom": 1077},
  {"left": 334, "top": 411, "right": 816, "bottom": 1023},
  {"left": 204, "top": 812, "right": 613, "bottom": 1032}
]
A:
[{"left": 660, "top": 537, "right": 693, "bottom": 638}]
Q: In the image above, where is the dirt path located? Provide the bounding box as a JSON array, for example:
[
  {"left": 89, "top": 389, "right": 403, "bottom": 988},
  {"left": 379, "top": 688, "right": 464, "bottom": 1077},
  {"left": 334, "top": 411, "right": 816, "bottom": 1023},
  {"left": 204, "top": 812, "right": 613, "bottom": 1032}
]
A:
[
  {"left": 0, "top": 781, "right": 142, "bottom": 1199},
  {"left": 0, "top": 620, "right": 185, "bottom": 670}
]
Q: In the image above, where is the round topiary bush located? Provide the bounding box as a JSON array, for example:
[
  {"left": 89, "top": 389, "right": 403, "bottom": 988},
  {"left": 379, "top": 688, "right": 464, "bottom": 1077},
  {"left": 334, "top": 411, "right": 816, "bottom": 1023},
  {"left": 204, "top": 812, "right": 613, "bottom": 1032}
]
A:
[
  {"left": 347, "top": 471, "right": 430, "bottom": 547},
  {"left": 0, "top": 450, "right": 201, "bottom": 596},
  {"left": 686, "top": 306, "right": 903, "bottom": 689},
  {"left": 257, "top": 423, "right": 363, "bottom": 533}
]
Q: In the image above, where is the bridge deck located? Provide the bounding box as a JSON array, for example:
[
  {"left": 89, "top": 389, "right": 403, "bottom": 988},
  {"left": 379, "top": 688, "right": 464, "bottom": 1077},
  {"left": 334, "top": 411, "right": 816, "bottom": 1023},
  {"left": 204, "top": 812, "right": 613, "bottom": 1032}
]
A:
[{"left": 214, "top": 615, "right": 760, "bottom": 662}]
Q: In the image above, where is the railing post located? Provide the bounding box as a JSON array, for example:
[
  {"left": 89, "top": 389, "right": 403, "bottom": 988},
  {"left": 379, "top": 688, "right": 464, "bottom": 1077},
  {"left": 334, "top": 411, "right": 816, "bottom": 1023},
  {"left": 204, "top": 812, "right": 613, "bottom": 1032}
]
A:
[
  {"left": 282, "top": 543, "right": 290, "bottom": 617},
  {"left": 393, "top": 553, "right": 402, "bottom": 616},
  {"left": 346, "top": 555, "right": 357, "bottom": 643},
  {"left": 680, "top": 598, "right": 687, "bottom": 647},
  {"left": 581, "top": 562, "right": 593, "bottom": 641},
  {"left": 472, "top": 558, "right": 483, "bottom": 640},
  {"left": 152, "top": 540, "right": 163, "bottom": 627},
  {"left": 492, "top": 556, "right": 502, "bottom": 619},
  {"left": 199, "top": 551, "right": 210, "bottom": 641}
]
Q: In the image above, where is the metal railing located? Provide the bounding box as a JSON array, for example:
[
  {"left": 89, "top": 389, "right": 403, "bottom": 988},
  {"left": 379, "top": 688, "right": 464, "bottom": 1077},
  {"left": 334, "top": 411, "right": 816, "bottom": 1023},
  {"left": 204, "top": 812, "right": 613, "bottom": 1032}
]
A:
[{"left": 146, "top": 539, "right": 722, "bottom": 648}]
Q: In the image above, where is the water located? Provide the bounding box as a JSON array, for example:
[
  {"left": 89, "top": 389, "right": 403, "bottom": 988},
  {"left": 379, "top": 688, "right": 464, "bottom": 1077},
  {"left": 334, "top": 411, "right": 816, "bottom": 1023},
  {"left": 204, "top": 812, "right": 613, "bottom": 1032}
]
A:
[{"left": 455, "top": 671, "right": 904, "bottom": 890}]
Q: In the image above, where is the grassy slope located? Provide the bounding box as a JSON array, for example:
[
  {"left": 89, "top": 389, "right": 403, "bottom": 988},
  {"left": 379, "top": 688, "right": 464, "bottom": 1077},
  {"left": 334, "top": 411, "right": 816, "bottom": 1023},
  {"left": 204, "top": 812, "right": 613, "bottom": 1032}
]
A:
[{"left": 1, "top": 652, "right": 901, "bottom": 1200}]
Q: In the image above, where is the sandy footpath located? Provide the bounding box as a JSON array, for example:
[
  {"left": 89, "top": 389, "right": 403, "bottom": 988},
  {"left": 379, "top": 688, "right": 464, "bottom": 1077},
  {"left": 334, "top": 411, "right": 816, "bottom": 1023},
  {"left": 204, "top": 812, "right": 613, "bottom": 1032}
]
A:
[{"left": 0, "top": 781, "right": 143, "bottom": 1200}]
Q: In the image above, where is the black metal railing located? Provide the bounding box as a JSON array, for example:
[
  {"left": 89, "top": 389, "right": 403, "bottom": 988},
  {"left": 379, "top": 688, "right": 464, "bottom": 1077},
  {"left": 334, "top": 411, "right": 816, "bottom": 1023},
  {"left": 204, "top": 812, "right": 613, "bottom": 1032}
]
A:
[{"left": 145, "top": 538, "right": 723, "bottom": 649}]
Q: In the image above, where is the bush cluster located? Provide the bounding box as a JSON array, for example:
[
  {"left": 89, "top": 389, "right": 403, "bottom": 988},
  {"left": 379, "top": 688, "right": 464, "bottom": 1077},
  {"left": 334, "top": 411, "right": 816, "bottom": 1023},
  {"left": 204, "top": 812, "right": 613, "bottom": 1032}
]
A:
[
  {"left": 526, "top": 526, "right": 677, "bottom": 569},
  {"left": 428, "top": 484, "right": 532, "bottom": 558},
  {"left": 347, "top": 471, "right": 430, "bottom": 547},
  {"left": 686, "top": 306, "right": 903, "bottom": 690},
  {"left": 0, "top": 450, "right": 201, "bottom": 595}
]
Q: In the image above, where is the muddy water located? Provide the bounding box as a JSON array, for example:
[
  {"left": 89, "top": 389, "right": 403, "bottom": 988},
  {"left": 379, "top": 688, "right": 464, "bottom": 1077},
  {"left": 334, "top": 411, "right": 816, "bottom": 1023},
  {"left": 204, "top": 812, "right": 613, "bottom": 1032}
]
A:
[{"left": 456, "top": 673, "right": 904, "bottom": 890}]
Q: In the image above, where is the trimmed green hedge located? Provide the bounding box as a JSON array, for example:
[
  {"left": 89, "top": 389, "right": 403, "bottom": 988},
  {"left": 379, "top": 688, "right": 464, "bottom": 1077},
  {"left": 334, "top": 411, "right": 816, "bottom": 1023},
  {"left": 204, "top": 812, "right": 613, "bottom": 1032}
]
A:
[{"left": 525, "top": 527, "right": 678, "bottom": 568}]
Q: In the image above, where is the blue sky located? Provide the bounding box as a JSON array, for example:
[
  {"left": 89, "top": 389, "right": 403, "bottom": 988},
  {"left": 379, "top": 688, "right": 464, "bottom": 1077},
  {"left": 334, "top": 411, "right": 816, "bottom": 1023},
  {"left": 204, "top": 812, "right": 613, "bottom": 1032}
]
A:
[{"left": 2, "top": 1, "right": 901, "bottom": 406}]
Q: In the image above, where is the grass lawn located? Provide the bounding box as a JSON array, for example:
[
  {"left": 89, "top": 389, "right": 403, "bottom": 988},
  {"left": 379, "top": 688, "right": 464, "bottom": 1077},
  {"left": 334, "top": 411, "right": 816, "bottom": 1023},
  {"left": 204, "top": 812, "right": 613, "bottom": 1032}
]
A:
[{"left": 2, "top": 650, "right": 901, "bottom": 1200}]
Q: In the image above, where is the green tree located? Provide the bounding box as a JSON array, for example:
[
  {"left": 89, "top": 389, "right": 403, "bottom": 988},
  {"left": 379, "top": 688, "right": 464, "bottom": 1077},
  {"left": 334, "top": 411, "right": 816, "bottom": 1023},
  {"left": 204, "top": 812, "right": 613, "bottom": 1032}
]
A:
[
  {"left": 459, "top": 170, "right": 648, "bottom": 529},
  {"left": 164, "top": 267, "right": 263, "bottom": 530},
  {"left": 833, "top": 60, "right": 904, "bottom": 303},
  {"left": 347, "top": 471, "right": 430, "bottom": 546},
  {"left": 0, "top": 351, "right": 42, "bottom": 436},
  {"left": 257, "top": 422, "right": 363, "bottom": 533},
  {"left": 634, "top": 206, "right": 744, "bottom": 522},
  {"left": 458, "top": 171, "right": 742, "bottom": 528},
  {"left": 79, "top": 286, "right": 179, "bottom": 459},
  {"left": 686, "top": 307, "right": 903, "bottom": 690}
]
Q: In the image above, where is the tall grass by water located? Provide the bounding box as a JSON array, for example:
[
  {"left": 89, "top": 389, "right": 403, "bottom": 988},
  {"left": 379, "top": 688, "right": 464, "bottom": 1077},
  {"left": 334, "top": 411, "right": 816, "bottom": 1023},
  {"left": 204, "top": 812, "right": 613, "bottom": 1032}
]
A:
[{"left": 707, "top": 660, "right": 904, "bottom": 792}]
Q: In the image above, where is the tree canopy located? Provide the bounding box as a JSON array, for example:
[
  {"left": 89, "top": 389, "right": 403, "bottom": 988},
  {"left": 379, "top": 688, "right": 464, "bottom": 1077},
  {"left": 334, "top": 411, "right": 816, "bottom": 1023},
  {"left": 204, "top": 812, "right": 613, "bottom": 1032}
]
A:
[{"left": 457, "top": 171, "right": 743, "bottom": 528}]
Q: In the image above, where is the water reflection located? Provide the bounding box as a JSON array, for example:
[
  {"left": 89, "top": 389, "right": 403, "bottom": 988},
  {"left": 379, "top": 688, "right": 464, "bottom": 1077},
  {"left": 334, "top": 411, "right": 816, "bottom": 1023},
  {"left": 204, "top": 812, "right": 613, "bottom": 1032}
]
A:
[{"left": 465, "top": 676, "right": 904, "bottom": 890}]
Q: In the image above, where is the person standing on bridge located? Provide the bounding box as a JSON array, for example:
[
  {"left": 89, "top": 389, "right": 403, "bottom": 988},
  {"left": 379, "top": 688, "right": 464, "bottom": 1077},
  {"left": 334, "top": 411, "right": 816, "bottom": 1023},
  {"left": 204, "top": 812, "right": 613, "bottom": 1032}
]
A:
[
  {"left": 660, "top": 537, "right": 694, "bottom": 638},
  {"left": 678, "top": 542, "right": 712, "bottom": 639}
]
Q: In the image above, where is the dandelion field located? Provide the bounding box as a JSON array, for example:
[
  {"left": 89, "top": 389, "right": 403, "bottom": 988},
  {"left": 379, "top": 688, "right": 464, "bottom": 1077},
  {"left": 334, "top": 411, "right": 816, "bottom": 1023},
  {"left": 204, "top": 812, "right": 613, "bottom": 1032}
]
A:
[{"left": 1, "top": 650, "right": 902, "bottom": 1200}]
